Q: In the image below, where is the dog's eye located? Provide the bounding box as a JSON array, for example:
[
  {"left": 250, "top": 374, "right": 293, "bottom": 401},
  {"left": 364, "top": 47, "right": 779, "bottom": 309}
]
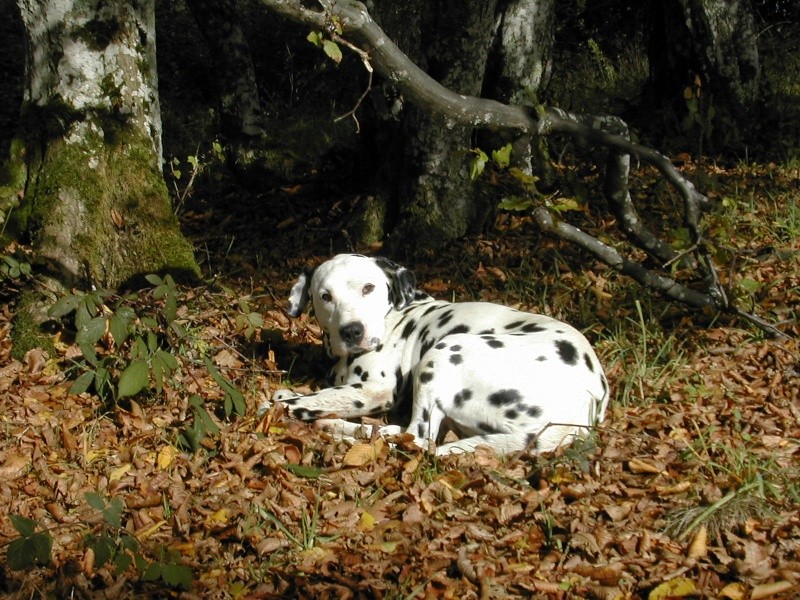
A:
[
  {"left": 362, "top": 283, "right": 375, "bottom": 296},
  {"left": 320, "top": 292, "right": 333, "bottom": 303}
]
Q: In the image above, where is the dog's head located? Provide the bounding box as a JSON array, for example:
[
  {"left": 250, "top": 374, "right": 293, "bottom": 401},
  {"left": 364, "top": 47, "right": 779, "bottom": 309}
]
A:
[{"left": 286, "top": 254, "right": 418, "bottom": 357}]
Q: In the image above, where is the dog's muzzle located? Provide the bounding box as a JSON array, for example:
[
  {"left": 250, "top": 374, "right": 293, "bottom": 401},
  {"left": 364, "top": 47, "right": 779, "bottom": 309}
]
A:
[{"left": 340, "top": 322, "right": 379, "bottom": 354}]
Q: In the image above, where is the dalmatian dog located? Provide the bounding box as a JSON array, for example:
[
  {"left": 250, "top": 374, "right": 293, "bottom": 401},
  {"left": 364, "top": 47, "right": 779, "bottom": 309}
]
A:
[{"left": 266, "top": 254, "right": 609, "bottom": 456}]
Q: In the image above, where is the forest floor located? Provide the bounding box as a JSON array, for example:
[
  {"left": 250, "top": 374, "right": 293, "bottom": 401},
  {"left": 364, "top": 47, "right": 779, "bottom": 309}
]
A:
[{"left": 1, "top": 157, "right": 799, "bottom": 599}]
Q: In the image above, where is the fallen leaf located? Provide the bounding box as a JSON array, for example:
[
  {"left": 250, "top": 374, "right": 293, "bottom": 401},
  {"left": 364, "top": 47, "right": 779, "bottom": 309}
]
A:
[
  {"left": 108, "top": 463, "right": 132, "bottom": 482},
  {"left": 718, "top": 582, "right": 747, "bottom": 600},
  {"left": 0, "top": 453, "right": 29, "bottom": 480},
  {"left": 342, "top": 438, "right": 386, "bottom": 467},
  {"left": 648, "top": 577, "right": 697, "bottom": 600},
  {"left": 687, "top": 525, "right": 707, "bottom": 560},
  {"left": 157, "top": 445, "right": 179, "bottom": 469}
]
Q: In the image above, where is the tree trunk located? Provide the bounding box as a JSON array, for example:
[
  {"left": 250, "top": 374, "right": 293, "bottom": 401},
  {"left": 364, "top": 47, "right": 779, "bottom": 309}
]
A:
[
  {"left": 184, "top": 0, "right": 306, "bottom": 183},
  {"left": 649, "top": 0, "right": 760, "bottom": 145},
  {"left": 8, "top": 0, "right": 199, "bottom": 350},
  {"left": 483, "top": 0, "right": 555, "bottom": 183},
  {"left": 375, "top": 0, "right": 500, "bottom": 257}
]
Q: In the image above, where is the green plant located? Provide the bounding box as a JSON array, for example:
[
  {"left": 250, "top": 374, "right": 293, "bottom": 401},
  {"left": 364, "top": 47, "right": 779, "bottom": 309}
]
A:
[
  {"left": 6, "top": 515, "right": 53, "bottom": 571},
  {"left": 84, "top": 492, "right": 192, "bottom": 590},
  {"left": 50, "top": 275, "right": 184, "bottom": 403},
  {"left": 258, "top": 492, "right": 339, "bottom": 552},
  {"left": 0, "top": 251, "right": 32, "bottom": 281},
  {"left": 177, "top": 394, "right": 221, "bottom": 452},
  {"left": 234, "top": 297, "right": 264, "bottom": 340}
]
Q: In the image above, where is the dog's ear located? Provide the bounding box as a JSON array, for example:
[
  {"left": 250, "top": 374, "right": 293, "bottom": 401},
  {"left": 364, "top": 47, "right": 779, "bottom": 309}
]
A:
[
  {"left": 374, "top": 256, "right": 417, "bottom": 310},
  {"left": 286, "top": 268, "right": 314, "bottom": 317}
]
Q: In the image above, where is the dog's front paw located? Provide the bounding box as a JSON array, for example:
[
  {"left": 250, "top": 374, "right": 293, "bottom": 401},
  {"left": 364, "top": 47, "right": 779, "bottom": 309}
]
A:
[
  {"left": 257, "top": 389, "right": 300, "bottom": 417},
  {"left": 272, "top": 389, "right": 300, "bottom": 402}
]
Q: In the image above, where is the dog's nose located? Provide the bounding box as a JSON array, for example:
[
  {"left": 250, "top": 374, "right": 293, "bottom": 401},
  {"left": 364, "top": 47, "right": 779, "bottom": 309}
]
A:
[{"left": 340, "top": 322, "right": 365, "bottom": 345}]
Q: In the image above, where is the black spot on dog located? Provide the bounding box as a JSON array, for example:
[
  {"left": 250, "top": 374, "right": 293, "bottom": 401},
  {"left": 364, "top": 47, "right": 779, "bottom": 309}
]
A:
[
  {"left": 418, "top": 423, "right": 426, "bottom": 437},
  {"left": 504, "top": 320, "right": 525, "bottom": 330},
  {"left": 454, "top": 389, "right": 473, "bottom": 407},
  {"left": 281, "top": 397, "right": 298, "bottom": 406},
  {"left": 294, "top": 408, "right": 322, "bottom": 420},
  {"left": 521, "top": 322, "right": 546, "bottom": 333},
  {"left": 426, "top": 360, "right": 435, "bottom": 368},
  {"left": 353, "top": 365, "right": 363, "bottom": 375},
  {"left": 449, "top": 344, "right": 462, "bottom": 351},
  {"left": 449, "top": 354, "right": 463, "bottom": 365},
  {"left": 437, "top": 310, "right": 454, "bottom": 328},
  {"left": 488, "top": 389, "right": 522, "bottom": 406},
  {"left": 419, "top": 371, "right": 434, "bottom": 383},
  {"left": 445, "top": 324, "right": 470, "bottom": 336},
  {"left": 401, "top": 320, "right": 416, "bottom": 339},
  {"left": 435, "top": 341, "right": 447, "bottom": 350},
  {"left": 526, "top": 405, "right": 542, "bottom": 418},
  {"left": 360, "top": 371, "right": 369, "bottom": 382},
  {"left": 422, "top": 408, "right": 430, "bottom": 422},
  {"left": 505, "top": 409, "right": 519, "bottom": 420},
  {"left": 352, "top": 383, "right": 363, "bottom": 388},
  {"left": 477, "top": 422, "right": 501, "bottom": 434},
  {"left": 419, "top": 338, "right": 435, "bottom": 359},
  {"left": 536, "top": 355, "right": 547, "bottom": 362},
  {"left": 381, "top": 371, "right": 386, "bottom": 378},
  {"left": 583, "top": 353, "right": 595, "bottom": 372},
  {"left": 376, "top": 343, "right": 384, "bottom": 352},
  {"left": 479, "top": 328, "right": 496, "bottom": 335},
  {"left": 422, "top": 304, "right": 439, "bottom": 317},
  {"left": 556, "top": 339, "right": 578, "bottom": 365},
  {"left": 354, "top": 400, "right": 364, "bottom": 409},
  {"left": 486, "top": 338, "right": 504, "bottom": 349}
]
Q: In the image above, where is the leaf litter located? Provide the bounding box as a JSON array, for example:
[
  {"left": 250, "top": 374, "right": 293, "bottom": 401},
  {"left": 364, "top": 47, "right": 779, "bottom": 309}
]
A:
[{"left": 0, "top": 160, "right": 799, "bottom": 598}]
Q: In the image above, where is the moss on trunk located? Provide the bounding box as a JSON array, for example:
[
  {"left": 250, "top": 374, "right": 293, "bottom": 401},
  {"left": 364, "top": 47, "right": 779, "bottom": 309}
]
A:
[{"left": 18, "top": 119, "right": 199, "bottom": 289}]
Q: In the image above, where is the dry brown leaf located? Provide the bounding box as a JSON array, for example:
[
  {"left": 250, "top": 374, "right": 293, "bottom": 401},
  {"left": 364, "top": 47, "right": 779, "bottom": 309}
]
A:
[
  {"left": 687, "top": 524, "right": 707, "bottom": 560},
  {"left": 0, "top": 452, "right": 29, "bottom": 480},
  {"left": 342, "top": 438, "right": 386, "bottom": 467}
]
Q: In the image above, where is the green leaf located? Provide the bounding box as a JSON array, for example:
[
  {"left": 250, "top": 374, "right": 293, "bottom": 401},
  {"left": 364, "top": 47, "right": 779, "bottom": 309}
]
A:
[
  {"left": 103, "top": 497, "right": 124, "bottom": 528},
  {"left": 322, "top": 40, "right": 343, "bottom": 64},
  {"left": 165, "top": 292, "right": 178, "bottom": 324},
  {"left": 117, "top": 360, "right": 150, "bottom": 398},
  {"left": 142, "top": 562, "right": 163, "bottom": 582},
  {"left": 285, "top": 463, "right": 323, "bottom": 479},
  {"left": 109, "top": 314, "right": 130, "bottom": 345},
  {"left": 85, "top": 492, "right": 106, "bottom": 511},
  {"left": 306, "top": 31, "right": 323, "bottom": 47},
  {"left": 162, "top": 563, "right": 192, "bottom": 589},
  {"left": 145, "top": 274, "right": 163, "bottom": 286},
  {"left": 498, "top": 195, "right": 534, "bottom": 211},
  {"left": 195, "top": 405, "right": 220, "bottom": 436},
  {"left": 49, "top": 295, "right": 82, "bottom": 318},
  {"left": 7, "top": 537, "right": 37, "bottom": 570},
  {"left": 738, "top": 278, "right": 762, "bottom": 293},
  {"left": 549, "top": 197, "right": 583, "bottom": 213},
  {"left": 70, "top": 371, "right": 96, "bottom": 395},
  {"left": 469, "top": 149, "right": 489, "bottom": 181},
  {"left": 491, "top": 144, "right": 512, "bottom": 169},
  {"left": 76, "top": 316, "right": 107, "bottom": 347},
  {"left": 10, "top": 515, "right": 36, "bottom": 537},
  {"left": 247, "top": 312, "right": 264, "bottom": 328}
]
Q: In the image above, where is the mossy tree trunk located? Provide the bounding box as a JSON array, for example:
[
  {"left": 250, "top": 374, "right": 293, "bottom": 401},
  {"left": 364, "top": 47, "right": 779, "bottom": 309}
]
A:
[{"left": 7, "top": 0, "right": 199, "bottom": 351}]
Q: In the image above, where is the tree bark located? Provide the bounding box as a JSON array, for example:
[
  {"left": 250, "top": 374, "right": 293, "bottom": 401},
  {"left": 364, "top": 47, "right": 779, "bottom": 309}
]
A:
[
  {"left": 370, "top": 0, "right": 500, "bottom": 257},
  {"left": 649, "top": 0, "right": 760, "bottom": 143},
  {"left": 8, "top": 0, "right": 199, "bottom": 349}
]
